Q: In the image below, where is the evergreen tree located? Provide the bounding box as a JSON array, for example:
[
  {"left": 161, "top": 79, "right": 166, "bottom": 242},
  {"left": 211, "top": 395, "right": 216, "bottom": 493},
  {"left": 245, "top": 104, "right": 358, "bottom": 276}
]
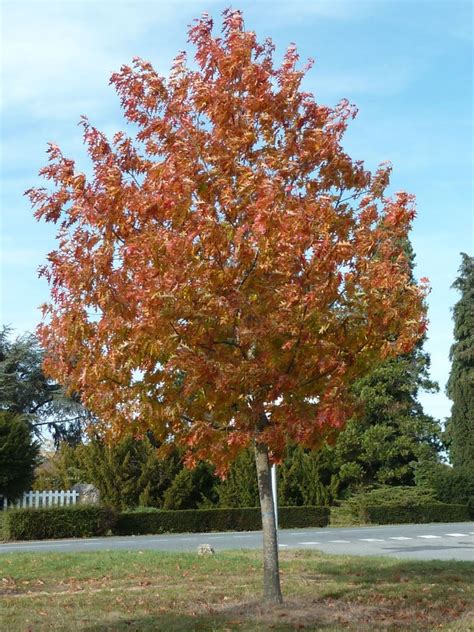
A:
[
  {"left": 0, "top": 412, "right": 40, "bottom": 500},
  {"left": 0, "top": 327, "right": 90, "bottom": 444},
  {"left": 278, "top": 445, "right": 336, "bottom": 506},
  {"left": 34, "top": 435, "right": 182, "bottom": 508},
  {"left": 162, "top": 462, "right": 218, "bottom": 510},
  {"left": 216, "top": 449, "right": 259, "bottom": 508},
  {"left": 340, "top": 349, "right": 441, "bottom": 489},
  {"left": 446, "top": 253, "right": 474, "bottom": 470}
]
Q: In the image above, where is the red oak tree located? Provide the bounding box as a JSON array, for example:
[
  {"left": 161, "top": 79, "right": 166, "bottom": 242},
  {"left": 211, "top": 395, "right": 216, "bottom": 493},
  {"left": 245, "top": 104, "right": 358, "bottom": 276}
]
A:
[{"left": 29, "top": 10, "right": 428, "bottom": 603}]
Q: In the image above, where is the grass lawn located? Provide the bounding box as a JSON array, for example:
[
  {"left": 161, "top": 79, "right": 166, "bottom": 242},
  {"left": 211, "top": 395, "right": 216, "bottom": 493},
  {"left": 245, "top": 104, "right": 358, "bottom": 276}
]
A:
[{"left": 0, "top": 549, "right": 472, "bottom": 631}]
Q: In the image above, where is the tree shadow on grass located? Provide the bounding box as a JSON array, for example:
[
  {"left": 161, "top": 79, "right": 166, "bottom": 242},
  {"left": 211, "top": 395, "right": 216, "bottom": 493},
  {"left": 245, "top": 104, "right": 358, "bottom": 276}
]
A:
[
  {"left": 81, "top": 605, "right": 343, "bottom": 631},
  {"left": 83, "top": 612, "right": 225, "bottom": 632},
  {"left": 77, "top": 555, "right": 474, "bottom": 631},
  {"left": 291, "top": 553, "right": 473, "bottom": 593}
]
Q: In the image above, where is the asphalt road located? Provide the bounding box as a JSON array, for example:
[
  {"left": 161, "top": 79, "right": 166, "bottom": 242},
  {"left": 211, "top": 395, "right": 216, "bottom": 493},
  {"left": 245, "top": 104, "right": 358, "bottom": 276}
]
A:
[{"left": 1, "top": 522, "right": 473, "bottom": 561}]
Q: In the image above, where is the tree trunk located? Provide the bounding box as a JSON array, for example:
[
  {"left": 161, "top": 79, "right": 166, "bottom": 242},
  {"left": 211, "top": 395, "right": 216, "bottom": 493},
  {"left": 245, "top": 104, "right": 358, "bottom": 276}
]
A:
[{"left": 254, "top": 440, "right": 283, "bottom": 604}]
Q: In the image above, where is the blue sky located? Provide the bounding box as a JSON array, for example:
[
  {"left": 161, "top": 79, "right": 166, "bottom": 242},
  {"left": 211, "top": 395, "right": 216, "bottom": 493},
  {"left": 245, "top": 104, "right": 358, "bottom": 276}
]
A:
[{"left": 1, "top": 0, "right": 472, "bottom": 425}]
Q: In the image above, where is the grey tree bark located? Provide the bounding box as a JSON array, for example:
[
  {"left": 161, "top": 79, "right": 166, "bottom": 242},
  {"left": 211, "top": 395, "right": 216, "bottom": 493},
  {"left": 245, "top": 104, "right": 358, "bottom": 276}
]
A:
[{"left": 254, "top": 440, "right": 283, "bottom": 604}]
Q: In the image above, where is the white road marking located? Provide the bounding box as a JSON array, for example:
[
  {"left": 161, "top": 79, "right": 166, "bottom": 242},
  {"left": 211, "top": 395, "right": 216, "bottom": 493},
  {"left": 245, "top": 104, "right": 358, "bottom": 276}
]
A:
[
  {"left": 359, "top": 538, "right": 384, "bottom": 542},
  {"left": 278, "top": 544, "right": 289, "bottom": 547},
  {"left": 329, "top": 540, "right": 350, "bottom": 543},
  {"left": 417, "top": 535, "right": 441, "bottom": 539},
  {"left": 389, "top": 536, "right": 412, "bottom": 540},
  {"left": 445, "top": 533, "right": 469, "bottom": 537},
  {"left": 299, "top": 541, "right": 321, "bottom": 545}
]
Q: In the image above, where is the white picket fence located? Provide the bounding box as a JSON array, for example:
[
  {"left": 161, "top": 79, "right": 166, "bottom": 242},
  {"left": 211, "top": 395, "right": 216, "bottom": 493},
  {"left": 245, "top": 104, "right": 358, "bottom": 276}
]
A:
[{"left": 1, "top": 490, "right": 79, "bottom": 510}]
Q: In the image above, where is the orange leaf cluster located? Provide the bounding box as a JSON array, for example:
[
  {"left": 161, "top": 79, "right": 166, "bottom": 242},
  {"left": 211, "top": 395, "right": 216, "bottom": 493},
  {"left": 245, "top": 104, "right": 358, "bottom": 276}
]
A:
[{"left": 28, "top": 10, "right": 428, "bottom": 473}]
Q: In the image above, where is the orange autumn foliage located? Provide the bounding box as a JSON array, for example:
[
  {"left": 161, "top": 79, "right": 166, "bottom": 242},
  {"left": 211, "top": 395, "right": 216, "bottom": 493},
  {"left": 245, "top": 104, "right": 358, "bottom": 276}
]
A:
[{"left": 28, "top": 10, "right": 428, "bottom": 476}]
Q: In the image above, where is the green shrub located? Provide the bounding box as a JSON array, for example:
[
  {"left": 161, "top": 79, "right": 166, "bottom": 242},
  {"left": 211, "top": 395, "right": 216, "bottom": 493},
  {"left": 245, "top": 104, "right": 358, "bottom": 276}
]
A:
[
  {"left": 429, "top": 466, "right": 473, "bottom": 506},
  {"left": 114, "top": 505, "right": 329, "bottom": 535},
  {"left": 128, "top": 506, "right": 160, "bottom": 513},
  {"left": 279, "top": 506, "right": 329, "bottom": 528},
  {"left": 3, "top": 505, "right": 117, "bottom": 541},
  {"left": 339, "top": 486, "right": 438, "bottom": 521},
  {"left": 467, "top": 497, "right": 474, "bottom": 519},
  {"left": 361, "top": 503, "right": 470, "bottom": 525}
]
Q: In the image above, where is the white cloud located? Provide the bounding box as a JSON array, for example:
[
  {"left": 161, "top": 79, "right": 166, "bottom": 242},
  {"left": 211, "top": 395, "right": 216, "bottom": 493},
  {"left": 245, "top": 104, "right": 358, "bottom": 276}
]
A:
[{"left": 0, "top": 1, "right": 184, "bottom": 118}]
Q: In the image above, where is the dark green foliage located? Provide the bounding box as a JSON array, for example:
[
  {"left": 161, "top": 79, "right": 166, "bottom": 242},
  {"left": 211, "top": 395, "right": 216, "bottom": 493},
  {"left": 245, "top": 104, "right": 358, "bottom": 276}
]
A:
[
  {"left": 212, "top": 446, "right": 336, "bottom": 509},
  {"left": 468, "top": 497, "right": 474, "bottom": 519},
  {"left": 361, "top": 503, "right": 470, "bottom": 525},
  {"left": 213, "top": 446, "right": 340, "bottom": 509},
  {"left": 278, "top": 445, "right": 337, "bottom": 506},
  {"left": 0, "top": 328, "right": 89, "bottom": 444},
  {"left": 416, "top": 462, "right": 474, "bottom": 505},
  {"left": 32, "top": 441, "right": 84, "bottom": 491},
  {"left": 115, "top": 507, "right": 261, "bottom": 535},
  {"left": 339, "top": 485, "right": 438, "bottom": 520},
  {"left": 336, "top": 485, "right": 470, "bottom": 524},
  {"left": 162, "top": 462, "right": 218, "bottom": 509},
  {"left": 216, "top": 449, "right": 259, "bottom": 508},
  {"left": 77, "top": 436, "right": 181, "bottom": 509},
  {"left": 3, "top": 505, "right": 117, "bottom": 541},
  {"left": 278, "top": 506, "right": 330, "bottom": 528},
  {"left": 39, "top": 436, "right": 182, "bottom": 509},
  {"left": 446, "top": 253, "right": 474, "bottom": 470},
  {"left": 0, "top": 412, "right": 40, "bottom": 500},
  {"left": 114, "top": 505, "right": 329, "bottom": 536},
  {"left": 337, "top": 349, "right": 441, "bottom": 492},
  {"left": 272, "top": 324, "right": 443, "bottom": 507}
]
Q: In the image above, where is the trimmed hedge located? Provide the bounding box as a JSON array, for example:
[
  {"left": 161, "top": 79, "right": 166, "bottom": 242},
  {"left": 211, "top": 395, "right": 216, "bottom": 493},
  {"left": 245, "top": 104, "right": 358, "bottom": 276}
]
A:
[
  {"left": 114, "top": 505, "right": 329, "bottom": 536},
  {"left": 360, "top": 502, "right": 470, "bottom": 525},
  {"left": 279, "top": 506, "right": 329, "bottom": 529},
  {"left": 3, "top": 505, "right": 117, "bottom": 541}
]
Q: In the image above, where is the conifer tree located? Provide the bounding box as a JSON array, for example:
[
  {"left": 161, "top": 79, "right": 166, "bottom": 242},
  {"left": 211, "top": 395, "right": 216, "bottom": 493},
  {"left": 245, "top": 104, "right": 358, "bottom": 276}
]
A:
[
  {"left": 216, "top": 449, "right": 259, "bottom": 508},
  {"left": 0, "top": 327, "right": 89, "bottom": 444},
  {"left": 0, "top": 412, "right": 40, "bottom": 500},
  {"left": 35, "top": 435, "right": 182, "bottom": 508},
  {"left": 446, "top": 253, "right": 474, "bottom": 470}
]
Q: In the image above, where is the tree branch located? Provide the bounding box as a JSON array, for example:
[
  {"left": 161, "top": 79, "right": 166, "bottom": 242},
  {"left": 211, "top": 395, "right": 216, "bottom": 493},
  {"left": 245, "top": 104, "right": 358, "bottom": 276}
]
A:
[
  {"left": 285, "top": 304, "right": 308, "bottom": 375},
  {"left": 238, "top": 251, "right": 259, "bottom": 290}
]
